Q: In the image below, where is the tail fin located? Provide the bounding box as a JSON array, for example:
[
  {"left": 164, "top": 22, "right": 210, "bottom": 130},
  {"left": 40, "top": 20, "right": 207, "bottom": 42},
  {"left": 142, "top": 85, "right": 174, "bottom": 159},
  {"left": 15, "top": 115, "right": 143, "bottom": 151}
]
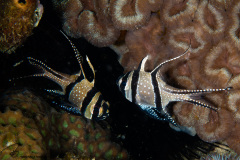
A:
[
  {"left": 167, "top": 87, "right": 232, "bottom": 94},
  {"left": 186, "top": 96, "right": 218, "bottom": 111},
  {"left": 10, "top": 57, "right": 74, "bottom": 92},
  {"left": 27, "top": 57, "right": 66, "bottom": 79},
  {"left": 177, "top": 87, "right": 232, "bottom": 111}
]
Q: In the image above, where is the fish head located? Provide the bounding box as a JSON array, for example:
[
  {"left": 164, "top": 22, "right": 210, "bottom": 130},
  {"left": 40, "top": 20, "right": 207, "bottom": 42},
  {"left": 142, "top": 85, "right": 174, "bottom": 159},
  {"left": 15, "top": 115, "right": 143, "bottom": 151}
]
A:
[
  {"left": 94, "top": 100, "right": 110, "bottom": 120},
  {"left": 117, "top": 71, "right": 134, "bottom": 102}
]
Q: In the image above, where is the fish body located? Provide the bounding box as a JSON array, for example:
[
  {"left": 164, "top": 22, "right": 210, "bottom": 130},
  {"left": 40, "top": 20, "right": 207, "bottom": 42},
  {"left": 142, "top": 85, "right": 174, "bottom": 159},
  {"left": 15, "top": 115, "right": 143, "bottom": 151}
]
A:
[
  {"left": 17, "top": 34, "right": 109, "bottom": 120},
  {"left": 118, "top": 52, "right": 231, "bottom": 126}
]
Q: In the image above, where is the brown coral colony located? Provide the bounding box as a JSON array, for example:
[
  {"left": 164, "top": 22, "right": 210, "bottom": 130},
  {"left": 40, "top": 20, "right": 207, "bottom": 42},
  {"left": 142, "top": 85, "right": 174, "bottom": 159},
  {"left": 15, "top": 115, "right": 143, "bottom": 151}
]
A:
[
  {"left": 0, "top": 0, "right": 43, "bottom": 53},
  {"left": 0, "top": 90, "right": 128, "bottom": 159},
  {"left": 52, "top": 0, "right": 240, "bottom": 155}
]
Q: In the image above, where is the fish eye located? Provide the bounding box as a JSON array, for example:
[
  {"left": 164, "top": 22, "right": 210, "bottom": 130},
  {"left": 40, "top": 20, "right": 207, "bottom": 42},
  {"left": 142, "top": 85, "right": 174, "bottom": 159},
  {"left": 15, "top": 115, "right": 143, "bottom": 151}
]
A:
[
  {"left": 116, "top": 75, "right": 123, "bottom": 85},
  {"left": 117, "top": 72, "right": 130, "bottom": 86},
  {"left": 120, "top": 80, "right": 127, "bottom": 87},
  {"left": 116, "top": 76, "right": 127, "bottom": 89}
]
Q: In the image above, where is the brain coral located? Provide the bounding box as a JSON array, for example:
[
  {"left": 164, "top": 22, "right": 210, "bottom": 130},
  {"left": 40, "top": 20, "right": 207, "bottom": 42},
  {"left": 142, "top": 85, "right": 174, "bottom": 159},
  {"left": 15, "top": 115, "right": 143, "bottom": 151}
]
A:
[
  {"left": 1, "top": 89, "right": 128, "bottom": 159},
  {"left": 0, "top": 0, "right": 43, "bottom": 54},
  {"left": 53, "top": 0, "right": 120, "bottom": 47},
  {"left": 52, "top": 0, "right": 240, "bottom": 155}
]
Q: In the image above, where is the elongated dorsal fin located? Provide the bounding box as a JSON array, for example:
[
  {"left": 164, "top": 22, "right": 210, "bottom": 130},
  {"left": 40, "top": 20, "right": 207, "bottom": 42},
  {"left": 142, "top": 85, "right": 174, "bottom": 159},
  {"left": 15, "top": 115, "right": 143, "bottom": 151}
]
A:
[
  {"left": 60, "top": 30, "right": 83, "bottom": 68},
  {"left": 137, "top": 55, "right": 149, "bottom": 72},
  {"left": 86, "top": 56, "right": 95, "bottom": 84},
  {"left": 151, "top": 44, "right": 191, "bottom": 76}
]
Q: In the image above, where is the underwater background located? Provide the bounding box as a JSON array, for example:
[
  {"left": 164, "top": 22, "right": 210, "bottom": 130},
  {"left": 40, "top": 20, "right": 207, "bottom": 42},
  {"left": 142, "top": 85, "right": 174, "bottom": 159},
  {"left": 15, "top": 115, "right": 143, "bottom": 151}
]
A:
[{"left": 1, "top": 0, "right": 240, "bottom": 159}]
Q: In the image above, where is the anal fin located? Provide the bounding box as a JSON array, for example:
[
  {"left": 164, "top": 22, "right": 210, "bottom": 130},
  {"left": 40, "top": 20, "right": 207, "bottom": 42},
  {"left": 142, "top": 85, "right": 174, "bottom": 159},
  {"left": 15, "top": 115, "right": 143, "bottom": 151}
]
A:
[{"left": 52, "top": 101, "right": 82, "bottom": 115}]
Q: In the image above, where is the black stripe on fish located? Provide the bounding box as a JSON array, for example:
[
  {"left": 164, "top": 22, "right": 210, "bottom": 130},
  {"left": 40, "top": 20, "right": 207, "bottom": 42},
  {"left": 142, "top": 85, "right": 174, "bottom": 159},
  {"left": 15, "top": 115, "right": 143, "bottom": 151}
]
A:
[
  {"left": 131, "top": 70, "right": 140, "bottom": 103},
  {"left": 65, "top": 75, "right": 84, "bottom": 99},
  {"left": 131, "top": 56, "right": 148, "bottom": 103},
  {"left": 151, "top": 72, "right": 162, "bottom": 111},
  {"left": 81, "top": 87, "right": 99, "bottom": 114},
  {"left": 119, "top": 72, "right": 130, "bottom": 96},
  {"left": 92, "top": 94, "right": 103, "bottom": 119}
]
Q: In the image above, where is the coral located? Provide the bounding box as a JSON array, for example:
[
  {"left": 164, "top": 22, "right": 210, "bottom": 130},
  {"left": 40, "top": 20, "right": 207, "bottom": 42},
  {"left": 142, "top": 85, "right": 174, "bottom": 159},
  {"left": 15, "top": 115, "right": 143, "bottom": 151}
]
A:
[
  {"left": 122, "top": 14, "right": 165, "bottom": 71},
  {"left": 53, "top": 0, "right": 240, "bottom": 155},
  {"left": 0, "top": 0, "right": 43, "bottom": 54},
  {"left": 109, "top": 0, "right": 162, "bottom": 30},
  {"left": 47, "top": 112, "right": 128, "bottom": 159},
  {"left": 2, "top": 90, "right": 51, "bottom": 119},
  {"left": 0, "top": 107, "right": 45, "bottom": 160},
  {"left": 161, "top": 1, "right": 240, "bottom": 155},
  {"left": 52, "top": 0, "right": 164, "bottom": 47},
  {"left": 53, "top": 0, "right": 120, "bottom": 47},
  {"left": 0, "top": 89, "right": 128, "bottom": 159}
]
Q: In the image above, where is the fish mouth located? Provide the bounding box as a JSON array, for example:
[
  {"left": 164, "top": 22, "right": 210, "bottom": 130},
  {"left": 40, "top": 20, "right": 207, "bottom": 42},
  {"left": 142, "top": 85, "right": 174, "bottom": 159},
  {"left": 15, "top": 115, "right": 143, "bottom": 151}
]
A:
[{"left": 93, "top": 101, "right": 109, "bottom": 120}]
